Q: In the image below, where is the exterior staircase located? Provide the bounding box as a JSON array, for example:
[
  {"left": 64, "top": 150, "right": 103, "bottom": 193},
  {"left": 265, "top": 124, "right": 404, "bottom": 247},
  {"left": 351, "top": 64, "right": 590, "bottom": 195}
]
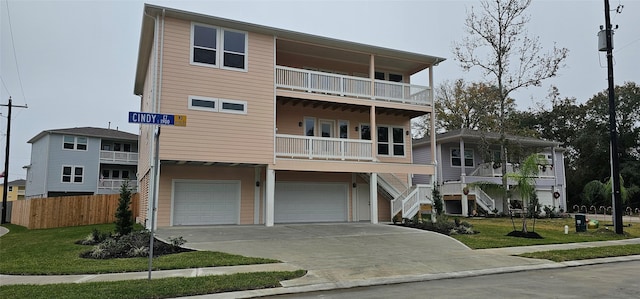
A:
[{"left": 359, "top": 173, "right": 432, "bottom": 221}]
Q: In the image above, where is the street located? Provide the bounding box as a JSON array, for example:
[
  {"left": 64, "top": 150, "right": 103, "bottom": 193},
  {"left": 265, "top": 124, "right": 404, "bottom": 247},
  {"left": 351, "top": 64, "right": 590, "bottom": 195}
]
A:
[{"left": 268, "top": 261, "right": 640, "bottom": 298}]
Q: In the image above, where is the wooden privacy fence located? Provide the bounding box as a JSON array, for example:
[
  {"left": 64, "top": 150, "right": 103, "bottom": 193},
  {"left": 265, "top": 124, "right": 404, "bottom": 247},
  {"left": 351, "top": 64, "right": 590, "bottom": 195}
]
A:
[{"left": 10, "top": 193, "right": 139, "bottom": 229}]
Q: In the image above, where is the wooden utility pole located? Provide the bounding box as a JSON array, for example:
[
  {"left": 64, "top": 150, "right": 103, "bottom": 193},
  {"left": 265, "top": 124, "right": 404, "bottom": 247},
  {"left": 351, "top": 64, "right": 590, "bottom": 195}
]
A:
[
  {"left": 1, "top": 97, "right": 28, "bottom": 224},
  {"left": 602, "top": 0, "right": 623, "bottom": 234}
]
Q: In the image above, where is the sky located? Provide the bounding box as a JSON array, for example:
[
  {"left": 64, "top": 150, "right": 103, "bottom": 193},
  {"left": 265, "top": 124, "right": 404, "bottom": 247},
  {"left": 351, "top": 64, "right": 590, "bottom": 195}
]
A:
[{"left": 1, "top": 0, "right": 639, "bottom": 181}]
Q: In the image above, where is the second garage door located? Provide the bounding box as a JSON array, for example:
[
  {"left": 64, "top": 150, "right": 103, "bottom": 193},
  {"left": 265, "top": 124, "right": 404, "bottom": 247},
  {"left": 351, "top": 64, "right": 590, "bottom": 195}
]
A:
[
  {"left": 275, "top": 182, "right": 348, "bottom": 223},
  {"left": 173, "top": 181, "right": 240, "bottom": 226}
]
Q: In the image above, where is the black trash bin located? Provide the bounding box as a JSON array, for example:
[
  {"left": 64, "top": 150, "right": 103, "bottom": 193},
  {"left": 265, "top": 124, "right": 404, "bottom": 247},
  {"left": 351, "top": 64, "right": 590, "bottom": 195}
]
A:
[{"left": 575, "top": 214, "right": 587, "bottom": 232}]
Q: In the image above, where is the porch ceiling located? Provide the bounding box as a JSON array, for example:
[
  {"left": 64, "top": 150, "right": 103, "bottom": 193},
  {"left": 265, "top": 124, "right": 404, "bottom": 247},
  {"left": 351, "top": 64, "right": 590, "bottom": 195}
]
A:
[
  {"left": 277, "top": 39, "right": 432, "bottom": 75},
  {"left": 277, "top": 96, "right": 427, "bottom": 118}
]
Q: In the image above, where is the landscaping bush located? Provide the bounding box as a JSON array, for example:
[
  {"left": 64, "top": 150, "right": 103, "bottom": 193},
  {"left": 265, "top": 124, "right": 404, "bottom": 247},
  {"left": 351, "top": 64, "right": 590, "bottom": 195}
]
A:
[
  {"left": 396, "top": 215, "right": 476, "bottom": 236},
  {"left": 79, "top": 230, "right": 193, "bottom": 259}
]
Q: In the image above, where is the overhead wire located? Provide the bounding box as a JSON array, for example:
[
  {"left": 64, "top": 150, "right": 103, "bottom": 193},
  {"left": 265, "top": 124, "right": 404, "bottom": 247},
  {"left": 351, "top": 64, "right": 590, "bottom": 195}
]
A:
[{"left": 3, "top": 0, "right": 28, "bottom": 106}]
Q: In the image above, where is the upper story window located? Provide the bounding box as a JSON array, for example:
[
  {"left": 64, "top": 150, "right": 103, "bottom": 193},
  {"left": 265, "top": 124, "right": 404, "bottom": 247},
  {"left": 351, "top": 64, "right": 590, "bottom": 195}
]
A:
[
  {"left": 451, "top": 149, "right": 474, "bottom": 167},
  {"left": 63, "top": 136, "right": 87, "bottom": 151},
  {"left": 377, "top": 126, "right": 404, "bottom": 156},
  {"left": 62, "top": 165, "right": 84, "bottom": 183},
  {"left": 191, "top": 23, "right": 247, "bottom": 71}
]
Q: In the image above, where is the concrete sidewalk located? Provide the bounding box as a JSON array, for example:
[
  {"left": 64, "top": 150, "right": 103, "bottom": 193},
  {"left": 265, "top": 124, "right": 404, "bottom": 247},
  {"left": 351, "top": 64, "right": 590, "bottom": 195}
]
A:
[{"left": 1, "top": 224, "right": 639, "bottom": 299}]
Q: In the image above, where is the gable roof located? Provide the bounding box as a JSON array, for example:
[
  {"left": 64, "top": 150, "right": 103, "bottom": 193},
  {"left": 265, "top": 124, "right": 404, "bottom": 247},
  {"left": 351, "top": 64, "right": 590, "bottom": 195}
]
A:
[
  {"left": 28, "top": 127, "right": 138, "bottom": 144},
  {"left": 134, "top": 4, "right": 446, "bottom": 95},
  {"left": 414, "top": 128, "right": 562, "bottom": 147},
  {"left": 1, "top": 179, "right": 26, "bottom": 187}
]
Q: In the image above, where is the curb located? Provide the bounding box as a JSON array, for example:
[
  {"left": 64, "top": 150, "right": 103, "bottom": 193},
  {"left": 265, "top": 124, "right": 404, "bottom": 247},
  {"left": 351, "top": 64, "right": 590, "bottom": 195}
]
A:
[{"left": 181, "top": 255, "right": 640, "bottom": 298}]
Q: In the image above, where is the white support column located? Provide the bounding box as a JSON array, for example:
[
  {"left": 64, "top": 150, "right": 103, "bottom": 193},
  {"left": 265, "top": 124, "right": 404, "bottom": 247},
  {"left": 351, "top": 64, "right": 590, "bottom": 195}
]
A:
[
  {"left": 370, "top": 105, "right": 377, "bottom": 159},
  {"left": 370, "top": 55, "right": 375, "bottom": 99},
  {"left": 370, "top": 172, "right": 378, "bottom": 224},
  {"left": 460, "top": 139, "right": 468, "bottom": 216},
  {"left": 265, "top": 168, "right": 275, "bottom": 227}
]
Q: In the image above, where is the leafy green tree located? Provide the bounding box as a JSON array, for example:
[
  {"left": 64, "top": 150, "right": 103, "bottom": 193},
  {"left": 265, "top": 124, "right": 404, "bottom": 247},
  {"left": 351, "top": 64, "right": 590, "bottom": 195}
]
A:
[
  {"left": 581, "top": 180, "right": 606, "bottom": 207},
  {"left": 115, "top": 181, "right": 134, "bottom": 236},
  {"left": 506, "top": 154, "right": 540, "bottom": 232},
  {"left": 453, "top": 0, "right": 568, "bottom": 212}
]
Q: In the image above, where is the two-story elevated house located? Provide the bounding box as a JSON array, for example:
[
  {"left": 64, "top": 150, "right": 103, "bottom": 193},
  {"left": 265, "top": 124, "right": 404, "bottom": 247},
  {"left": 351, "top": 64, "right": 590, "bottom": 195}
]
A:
[
  {"left": 133, "top": 4, "right": 443, "bottom": 227},
  {"left": 413, "top": 129, "right": 567, "bottom": 216},
  {"left": 24, "top": 127, "right": 139, "bottom": 198}
]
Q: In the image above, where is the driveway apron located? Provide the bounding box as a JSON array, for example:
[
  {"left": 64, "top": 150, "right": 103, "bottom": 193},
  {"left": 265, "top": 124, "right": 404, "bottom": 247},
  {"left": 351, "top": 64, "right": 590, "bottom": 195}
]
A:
[{"left": 155, "top": 223, "right": 550, "bottom": 286}]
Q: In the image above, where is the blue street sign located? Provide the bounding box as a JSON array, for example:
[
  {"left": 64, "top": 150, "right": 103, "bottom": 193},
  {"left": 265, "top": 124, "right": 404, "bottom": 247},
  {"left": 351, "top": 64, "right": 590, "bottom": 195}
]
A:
[{"left": 128, "top": 112, "right": 187, "bottom": 126}]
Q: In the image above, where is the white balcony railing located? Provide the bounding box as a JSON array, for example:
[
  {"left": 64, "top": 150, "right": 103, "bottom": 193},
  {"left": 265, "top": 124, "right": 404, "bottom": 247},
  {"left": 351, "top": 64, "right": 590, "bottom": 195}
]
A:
[
  {"left": 275, "top": 134, "right": 373, "bottom": 161},
  {"left": 275, "top": 66, "right": 432, "bottom": 106},
  {"left": 100, "top": 150, "right": 139, "bottom": 164},
  {"left": 98, "top": 179, "right": 138, "bottom": 191},
  {"left": 469, "top": 162, "right": 555, "bottom": 178}
]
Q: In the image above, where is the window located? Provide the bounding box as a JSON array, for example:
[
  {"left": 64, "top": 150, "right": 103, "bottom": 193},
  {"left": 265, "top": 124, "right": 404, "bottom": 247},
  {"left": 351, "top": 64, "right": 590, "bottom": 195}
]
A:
[
  {"left": 102, "top": 144, "right": 111, "bottom": 151},
  {"left": 451, "top": 149, "right": 474, "bottom": 167},
  {"left": 338, "top": 120, "right": 349, "bottom": 139},
  {"left": 222, "top": 29, "right": 246, "bottom": 69},
  {"left": 377, "top": 126, "right": 389, "bottom": 155},
  {"left": 123, "top": 144, "right": 131, "bottom": 152},
  {"left": 360, "top": 124, "right": 371, "bottom": 140},
  {"left": 102, "top": 170, "right": 110, "bottom": 179},
  {"left": 63, "top": 136, "right": 87, "bottom": 151},
  {"left": 192, "top": 24, "right": 217, "bottom": 65},
  {"left": 377, "top": 126, "right": 405, "bottom": 156},
  {"left": 8, "top": 186, "right": 13, "bottom": 192},
  {"left": 62, "top": 166, "right": 84, "bottom": 183},
  {"left": 191, "top": 23, "right": 247, "bottom": 71},
  {"left": 220, "top": 99, "right": 247, "bottom": 114},
  {"left": 189, "top": 96, "right": 218, "bottom": 112},
  {"left": 122, "top": 170, "right": 130, "bottom": 179},
  {"left": 319, "top": 120, "right": 334, "bottom": 138},
  {"left": 388, "top": 73, "right": 403, "bottom": 82},
  {"left": 113, "top": 143, "right": 121, "bottom": 151},
  {"left": 304, "top": 117, "right": 315, "bottom": 136}
]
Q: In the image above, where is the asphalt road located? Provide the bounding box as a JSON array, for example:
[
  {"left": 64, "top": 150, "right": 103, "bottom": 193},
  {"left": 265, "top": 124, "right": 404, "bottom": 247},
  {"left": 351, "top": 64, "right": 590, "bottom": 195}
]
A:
[{"left": 267, "top": 261, "right": 640, "bottom": 299}]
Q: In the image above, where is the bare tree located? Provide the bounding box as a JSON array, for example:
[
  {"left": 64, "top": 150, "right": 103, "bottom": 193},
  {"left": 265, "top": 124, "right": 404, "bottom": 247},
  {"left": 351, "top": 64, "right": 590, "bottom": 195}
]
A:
[{"left": 453, "top": 0, "right": 568, "bottom": 212}]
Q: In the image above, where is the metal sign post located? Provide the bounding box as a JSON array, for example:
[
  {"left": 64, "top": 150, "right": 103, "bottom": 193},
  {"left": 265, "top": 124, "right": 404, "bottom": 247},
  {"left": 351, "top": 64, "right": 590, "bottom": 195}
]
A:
[{"left": 128, "top": 111, "right": 186, "bottom": 280}]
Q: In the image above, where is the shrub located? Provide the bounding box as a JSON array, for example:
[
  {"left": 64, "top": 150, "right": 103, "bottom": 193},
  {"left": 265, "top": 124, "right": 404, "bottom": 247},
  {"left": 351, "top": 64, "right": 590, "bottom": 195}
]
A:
[
  {"left": 79, "top": 229, "right": 192, "bottom": 259},
  {"left": 114, "top": 181, "right": 134, "bottom": 236}
]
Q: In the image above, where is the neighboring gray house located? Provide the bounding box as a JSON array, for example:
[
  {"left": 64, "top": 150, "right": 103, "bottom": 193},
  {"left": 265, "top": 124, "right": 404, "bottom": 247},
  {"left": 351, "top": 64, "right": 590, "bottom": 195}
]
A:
[
  {"left": 413, "top": 129, "right": 566, "bottom": 216},
  {"left": 24, "top": 127, "right": 139, "bottom": 198}
]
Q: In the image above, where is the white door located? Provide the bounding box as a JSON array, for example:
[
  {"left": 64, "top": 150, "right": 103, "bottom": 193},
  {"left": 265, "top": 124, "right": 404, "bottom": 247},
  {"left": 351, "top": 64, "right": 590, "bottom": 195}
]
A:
[
  {"left": 173, "top": 181, "right": 240, "bottom": 225},
  {"left": 356, "top": 184, "right": 371, "bottom": 221},
  {"left": 319, "top": 120, "right": 335, "bottom": 137},
  {"left": 275, "top": 182, "right": 348, "bottom": 223}
]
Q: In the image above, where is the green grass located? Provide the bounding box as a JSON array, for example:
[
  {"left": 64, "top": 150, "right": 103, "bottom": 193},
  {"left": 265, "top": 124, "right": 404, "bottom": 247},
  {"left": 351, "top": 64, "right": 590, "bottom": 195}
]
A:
[
  {"left": 450, "top": 217, "right": 639, "bottom": 249},
  {"left": 0, "top": 224, "right": 279, "bottom": 275},
  {"left": 0, "top": 270, "right": 307, "bottom": 299},
  {"left": 518, "top": 244, "right": 640, "bottom": 262}
]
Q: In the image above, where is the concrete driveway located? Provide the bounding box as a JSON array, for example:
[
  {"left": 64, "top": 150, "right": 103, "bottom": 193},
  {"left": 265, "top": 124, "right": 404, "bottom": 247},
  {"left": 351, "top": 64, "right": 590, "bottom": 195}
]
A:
[{"left": 156, "top": 223, "right": 550, "bottom": 287}]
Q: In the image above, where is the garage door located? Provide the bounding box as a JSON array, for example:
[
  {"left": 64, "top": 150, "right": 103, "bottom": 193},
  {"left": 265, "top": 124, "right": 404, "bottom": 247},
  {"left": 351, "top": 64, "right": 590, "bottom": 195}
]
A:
[
  {"left": 275, "top": 182, "right": 348, "bottom": 223},
  {"left": 173, "top": 181, "right": 240, "bottom": 225}
]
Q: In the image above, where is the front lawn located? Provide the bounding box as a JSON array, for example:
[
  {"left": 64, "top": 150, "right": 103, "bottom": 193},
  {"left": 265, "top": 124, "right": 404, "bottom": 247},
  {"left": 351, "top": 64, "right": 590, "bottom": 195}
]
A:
[
  {"left": 0, "top": 270, "right": 306, "bottom": 299},
  {"left": 518, "top": 244, "right": 640, "bottom": 262},
  {"left": 449, "top": 217, "right": 639, "bottom": 249},
  {"left": 0, "top": 224, "right": 278, "bottom": 275}
]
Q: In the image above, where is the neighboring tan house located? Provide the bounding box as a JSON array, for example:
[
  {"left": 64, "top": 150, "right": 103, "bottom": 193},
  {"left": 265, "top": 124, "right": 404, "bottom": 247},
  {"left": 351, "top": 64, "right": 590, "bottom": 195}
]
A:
[
  {"left": 413, "top": 129, "right": 567, "bottom": 216},
  {"left": 24, "top": 127, "right": 139, "bottom": 198},
  {"left": 0, "top": 179, "right": 26, "bottom": 201},
  {"left": 133, "top": 4, "right": 444, "bottom": 227}
]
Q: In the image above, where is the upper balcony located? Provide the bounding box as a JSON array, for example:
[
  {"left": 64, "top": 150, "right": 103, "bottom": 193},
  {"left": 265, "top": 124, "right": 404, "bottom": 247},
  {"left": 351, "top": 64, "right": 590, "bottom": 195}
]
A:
[
  {"left": 275, "top": 66, "right": 432, "bottom": 106},
  {"left": 100, "top": 150, "right": 139, "bottom": 165},
  {"left": 469, "top": 162, "right": 555, "bottom": 179},
  {"left": 275, "top": 134, "right": 373, "bottom": 161}
]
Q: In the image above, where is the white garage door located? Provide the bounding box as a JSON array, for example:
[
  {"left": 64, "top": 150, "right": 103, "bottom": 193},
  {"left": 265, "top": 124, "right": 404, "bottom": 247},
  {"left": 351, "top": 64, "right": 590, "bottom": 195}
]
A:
[
  {"left": 173, "top": 181, "right": 240, "bottom": 225},
  {"left": 275, "top": 182, "right": 348, "bottom": 223}
]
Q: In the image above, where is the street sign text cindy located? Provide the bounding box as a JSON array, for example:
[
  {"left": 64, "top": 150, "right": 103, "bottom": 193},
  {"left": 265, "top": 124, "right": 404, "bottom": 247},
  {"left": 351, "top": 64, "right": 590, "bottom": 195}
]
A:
[{"left": 128, "top": 112, "right": 186, "bottom": 126}]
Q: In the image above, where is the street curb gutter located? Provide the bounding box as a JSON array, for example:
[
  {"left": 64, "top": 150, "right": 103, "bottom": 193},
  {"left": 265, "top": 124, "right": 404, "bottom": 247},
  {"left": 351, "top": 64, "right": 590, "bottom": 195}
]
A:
[{"left": 190, "top": 255, "right": 640, "bottom": 299}]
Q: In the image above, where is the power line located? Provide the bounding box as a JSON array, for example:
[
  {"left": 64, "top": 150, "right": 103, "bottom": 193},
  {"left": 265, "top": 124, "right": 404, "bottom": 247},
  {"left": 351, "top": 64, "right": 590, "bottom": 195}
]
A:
[
  {"left": 0, "top": 77, "right": 10, "bottom": 96},
  {"left": 3, "top": 0, "right": 28, "bottom": 106}
]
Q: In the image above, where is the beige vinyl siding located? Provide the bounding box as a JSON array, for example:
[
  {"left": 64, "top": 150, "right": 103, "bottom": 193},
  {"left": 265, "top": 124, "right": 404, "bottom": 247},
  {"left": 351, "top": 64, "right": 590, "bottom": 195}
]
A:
[
  {"left": 158, "top": 17, "right": 275, "bottom": 164},
  {"left": 158, "top": 165, "right": 256, "bottom": 226}
]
